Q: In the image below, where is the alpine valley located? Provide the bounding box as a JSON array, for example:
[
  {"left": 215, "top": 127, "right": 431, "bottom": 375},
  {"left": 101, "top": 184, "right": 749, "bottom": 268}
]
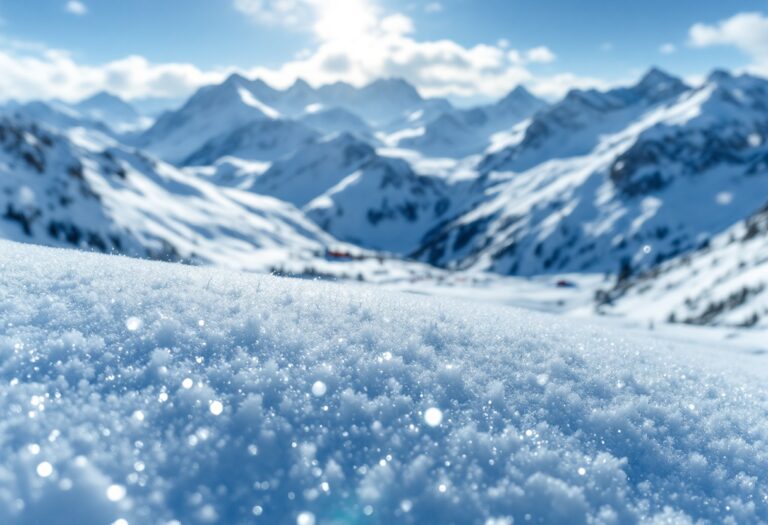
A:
[{"left": 4, "top": 67, "right": 768, "bottom": 328}]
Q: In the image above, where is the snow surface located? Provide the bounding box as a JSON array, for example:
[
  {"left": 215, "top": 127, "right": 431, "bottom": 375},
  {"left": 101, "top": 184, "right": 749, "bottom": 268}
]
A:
[{"left": 2, "top": 240, "right": 768, "bottom": 524}]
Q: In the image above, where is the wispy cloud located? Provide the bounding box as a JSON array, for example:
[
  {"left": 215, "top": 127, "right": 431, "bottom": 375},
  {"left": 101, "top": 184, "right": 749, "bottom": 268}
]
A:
[
  {"left": 0, "top": 40, "right": 224, "bottom": 102},
  {"left": 232, "top": 0, "right": 591, "bottom": 100},
  {"left": 659, "top": 43, "right": 676, "bottom": 55},
  {"left": 689, "top": 11, "right": 768, "bottom": 73},
  {"left": 526, "top": 46, "right": 557, "bottom": 64},
  {"left": 0, "top": 0, "right": 604, "bottom": 103},
  {"left": 424, "top": 2, "right": 443, "bottom": 13},
  {"left": 65, "top": 1, "right": 88, "bottom": 16}
]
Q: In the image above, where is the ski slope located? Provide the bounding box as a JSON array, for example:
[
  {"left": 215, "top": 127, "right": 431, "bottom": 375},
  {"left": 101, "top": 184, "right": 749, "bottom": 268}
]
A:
[{"left": 1, "top": 240, "right": 768, "bottom": 524}]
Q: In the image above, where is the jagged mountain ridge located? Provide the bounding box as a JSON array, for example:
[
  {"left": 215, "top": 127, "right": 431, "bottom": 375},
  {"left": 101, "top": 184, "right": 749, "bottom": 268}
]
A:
[
  {"left": 399, "top": 86, "right": 547, "bottom": 158},
  {"left": 304, "top": 154, "right": 453, "bottom": 254},
  {"left": 414, "top": 69, "right": 768, "bottom": 280},
  {"left": 136, "top": 74, "right": 456, "bottom": 165},
  {"left": 599, "top": 200, "right": 768, "bottom": 328},
  {"left": 0, "top": 113, "right": 340, "bottom": 272},
  {"left": 6, "top": 67, "right": 768, "bottom": 330}
]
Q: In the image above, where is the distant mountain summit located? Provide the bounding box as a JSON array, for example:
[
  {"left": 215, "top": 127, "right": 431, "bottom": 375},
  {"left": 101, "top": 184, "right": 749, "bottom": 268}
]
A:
[
  {"left": 480, "top": 67, "right": 689, "bottom": 172},
  {"left": 399, "top": 85, "right": 547, "bottom": 158},
  {"left": 7, "top": 66, "right": 768, "bottom": 330},
  {"left": 2, "top": 91, "right": 148, "bottom": 137},
  {"left": 136, "top": 74, "right": 455, "bottom": 165},
  {"left": 74, "top": 91, "right": 143, "bottom": 128},
  {"left": 415, "top": 68, "right": 768, "bottom": 279}
]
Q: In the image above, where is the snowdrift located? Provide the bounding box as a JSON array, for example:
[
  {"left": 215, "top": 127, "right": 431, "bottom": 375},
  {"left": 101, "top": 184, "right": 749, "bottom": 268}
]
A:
[{"left": 1, "top": 240, "right": 767, "bottom": 524}]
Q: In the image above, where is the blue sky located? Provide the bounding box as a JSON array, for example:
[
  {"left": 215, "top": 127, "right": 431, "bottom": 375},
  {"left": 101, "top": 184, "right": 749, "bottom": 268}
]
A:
[{"left": 0, "top": 0, "right": 766, "bottom": 104}]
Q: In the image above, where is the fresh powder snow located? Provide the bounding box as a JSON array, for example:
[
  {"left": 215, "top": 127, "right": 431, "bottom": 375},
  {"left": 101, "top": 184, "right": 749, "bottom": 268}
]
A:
[{"left": 1, "top": 240, "right": 767, "bottom": 524}]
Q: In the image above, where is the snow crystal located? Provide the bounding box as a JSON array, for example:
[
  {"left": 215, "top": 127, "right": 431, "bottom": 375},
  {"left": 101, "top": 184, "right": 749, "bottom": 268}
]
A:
[
  {"left": 209, "top": 400, "right": 224, "bottom": 415},
  {"left": 2, "top": 241, "right": 768, "bottom": 524},
  {"left": 36, "top": 462, "right": 53, "bottom": 478},
  {"left": 311, "top": 380, "right": 327, "bottom": 397},
  {"left": 424, "top": 407, "right": 443, "bottom": 427},
  {"left": 106, "top": 484, "right": 126, "bottom": 502},
  {"left": 124, "top": 316, "right": 142, "bottom": 331}
]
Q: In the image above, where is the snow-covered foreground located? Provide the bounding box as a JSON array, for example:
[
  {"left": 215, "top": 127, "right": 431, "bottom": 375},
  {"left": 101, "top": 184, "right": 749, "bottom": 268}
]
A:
[{"left": 2, "top": 241, "right": 768, "bottom": 524}]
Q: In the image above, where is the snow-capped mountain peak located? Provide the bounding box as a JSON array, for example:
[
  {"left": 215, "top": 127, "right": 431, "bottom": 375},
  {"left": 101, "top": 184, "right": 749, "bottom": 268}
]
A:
[
  {"left": 249, "top": 132, "right": 377, "bottom": 207},
  {"left": 362, "top": 77, "right": 423, "bottom": 102},
  {"left": 74, "top": 91, "right": 140, "bottom": 122},
  {"left": 496, "top": 85, "right": 546, "bottom": 113},
  {"left": 136, "top": 75, "right": 283, "bottom": 164},
  {"left": 633, "top": 67, "right": 687, "bottom": 101}
]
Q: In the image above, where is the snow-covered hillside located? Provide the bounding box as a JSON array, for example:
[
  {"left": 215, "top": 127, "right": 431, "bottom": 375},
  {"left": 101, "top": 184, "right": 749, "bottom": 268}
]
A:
[
  {"left": 304, "top": 155, "right": 452, "bottom": 254},
  {"left": 72, "top": 92, "right": 150, "bottom": 133},
  {"left": 416, "top": 69, "right": 768, "bottom": 278},
  {"left": 600, "top": 200, "right": 768, "bottom": 328},
  {"left": 0, "top": 113, "right": 336, "bottom": 271},
  {"left": 399, "top": 86, "right": 546, "bottom": 158},
  {"left": 137, "top": 74, "right": 454, "bottom": 166},
  {"left": 6, "top": 67, "right": 768, "bottom": 331},
  {"left": 3, "top": 93, "right": 149, "bottom": 136},
  {"left": 249, "top": 133, "right": 378, "bottom": 207},
  {"left": 5, "top": 101, "right": 117, "bottom": 138},
  {"left": 1, "top": 240, "right": 768, "bottom": 524},
  {"left": 298, "top": 107, "right": 372, "bottom": 137},
  {"left": 135, "top": 75, "right": 287, "bottom": 164},
  {"left": 182, "top": 119, "right": 319, "bottom": 167}
]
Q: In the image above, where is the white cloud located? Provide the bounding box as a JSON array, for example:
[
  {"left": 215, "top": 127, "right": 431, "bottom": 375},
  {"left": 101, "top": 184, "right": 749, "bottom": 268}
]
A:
[
  {"left": 380, "top": 14, "right": 415, "bottom": 36},
  {"left": 233, "top": 0, "right": 312, "bottom": 27},
  {"left": 0, "top": 0, "right": 601, "bottom": 104},
  {"left": 689, "top": 12, "right": 768, "bottom": 73},
  {"left": 526, "top": 46, "right": 556, "bottom": 64},
  {"left": 528, "top": 73, "right": 610, "bottom": 100},
  {"left": 65, "top": 1, "right": 88, "bottom": 16},
  {"left": 507, "top": 47, "right": 556, "bottom": 66},
  {"left": 0, "top": 42, "right": 225, "bottom": 102},
  {"left": 230, "top": 0, "right": 591, "bottom": 100},
  {"left": 424, "top": 2, "right": 443, "bottom": 13},
  {"left": 659, "top": 43, "right": 676, "bottom": 55}
]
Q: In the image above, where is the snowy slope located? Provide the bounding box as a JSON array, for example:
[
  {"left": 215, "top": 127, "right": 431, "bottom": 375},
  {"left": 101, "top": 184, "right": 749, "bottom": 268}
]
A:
[
  {"left": 249, "top": 133, "right": 378, "bottom": 207},
  {"left": 5, "top": 101, "right": 117, "bottom": 138},
  {"left": 242, "top": 133, "right": 460, "bottom": 254},
  {"left": 135, "top": 74, "right": 283, "bottom": 164},
  {"left": 182, "top": 119, "right": 319, "bottom": 166},
  {"left": 313, "top": 78, "right": 453, "bottom": 128},
  {"left": 4, "top": 94, "right": 149, "bottom": 136},
  {"left": 137, "top": 75, "right": 453, "bottom": 166},
  {"left": 399, "top": 86, "right": 547, "bottom": 158},
  {"left": 2, "top": 240, "right": 768, "bottom": 524},
  {"left": 298, "top": 107, "right": 372, "bottom": 137},
  {"left": 480, "top": 68, "right": 689, "bottom": 173},
  {"left": 0, "top": 113, "right": 338, "bottom": 272},
  {"left": 73, "top": 92, "right": 149, "bottom": 133},
  {"left": 600, "top": 200, "right": 768, "bottom": 328},
  {"left": 416, "top": 69, "right": 768, "bottom": 278},
  {"left": 304, "top": 155, "right": 453, "bottom": 254}
]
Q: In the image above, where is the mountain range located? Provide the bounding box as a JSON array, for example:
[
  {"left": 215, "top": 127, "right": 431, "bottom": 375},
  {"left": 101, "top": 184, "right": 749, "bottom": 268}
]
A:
[{"left": 2, "top": 68, "right": 768, "bottom": 327}]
